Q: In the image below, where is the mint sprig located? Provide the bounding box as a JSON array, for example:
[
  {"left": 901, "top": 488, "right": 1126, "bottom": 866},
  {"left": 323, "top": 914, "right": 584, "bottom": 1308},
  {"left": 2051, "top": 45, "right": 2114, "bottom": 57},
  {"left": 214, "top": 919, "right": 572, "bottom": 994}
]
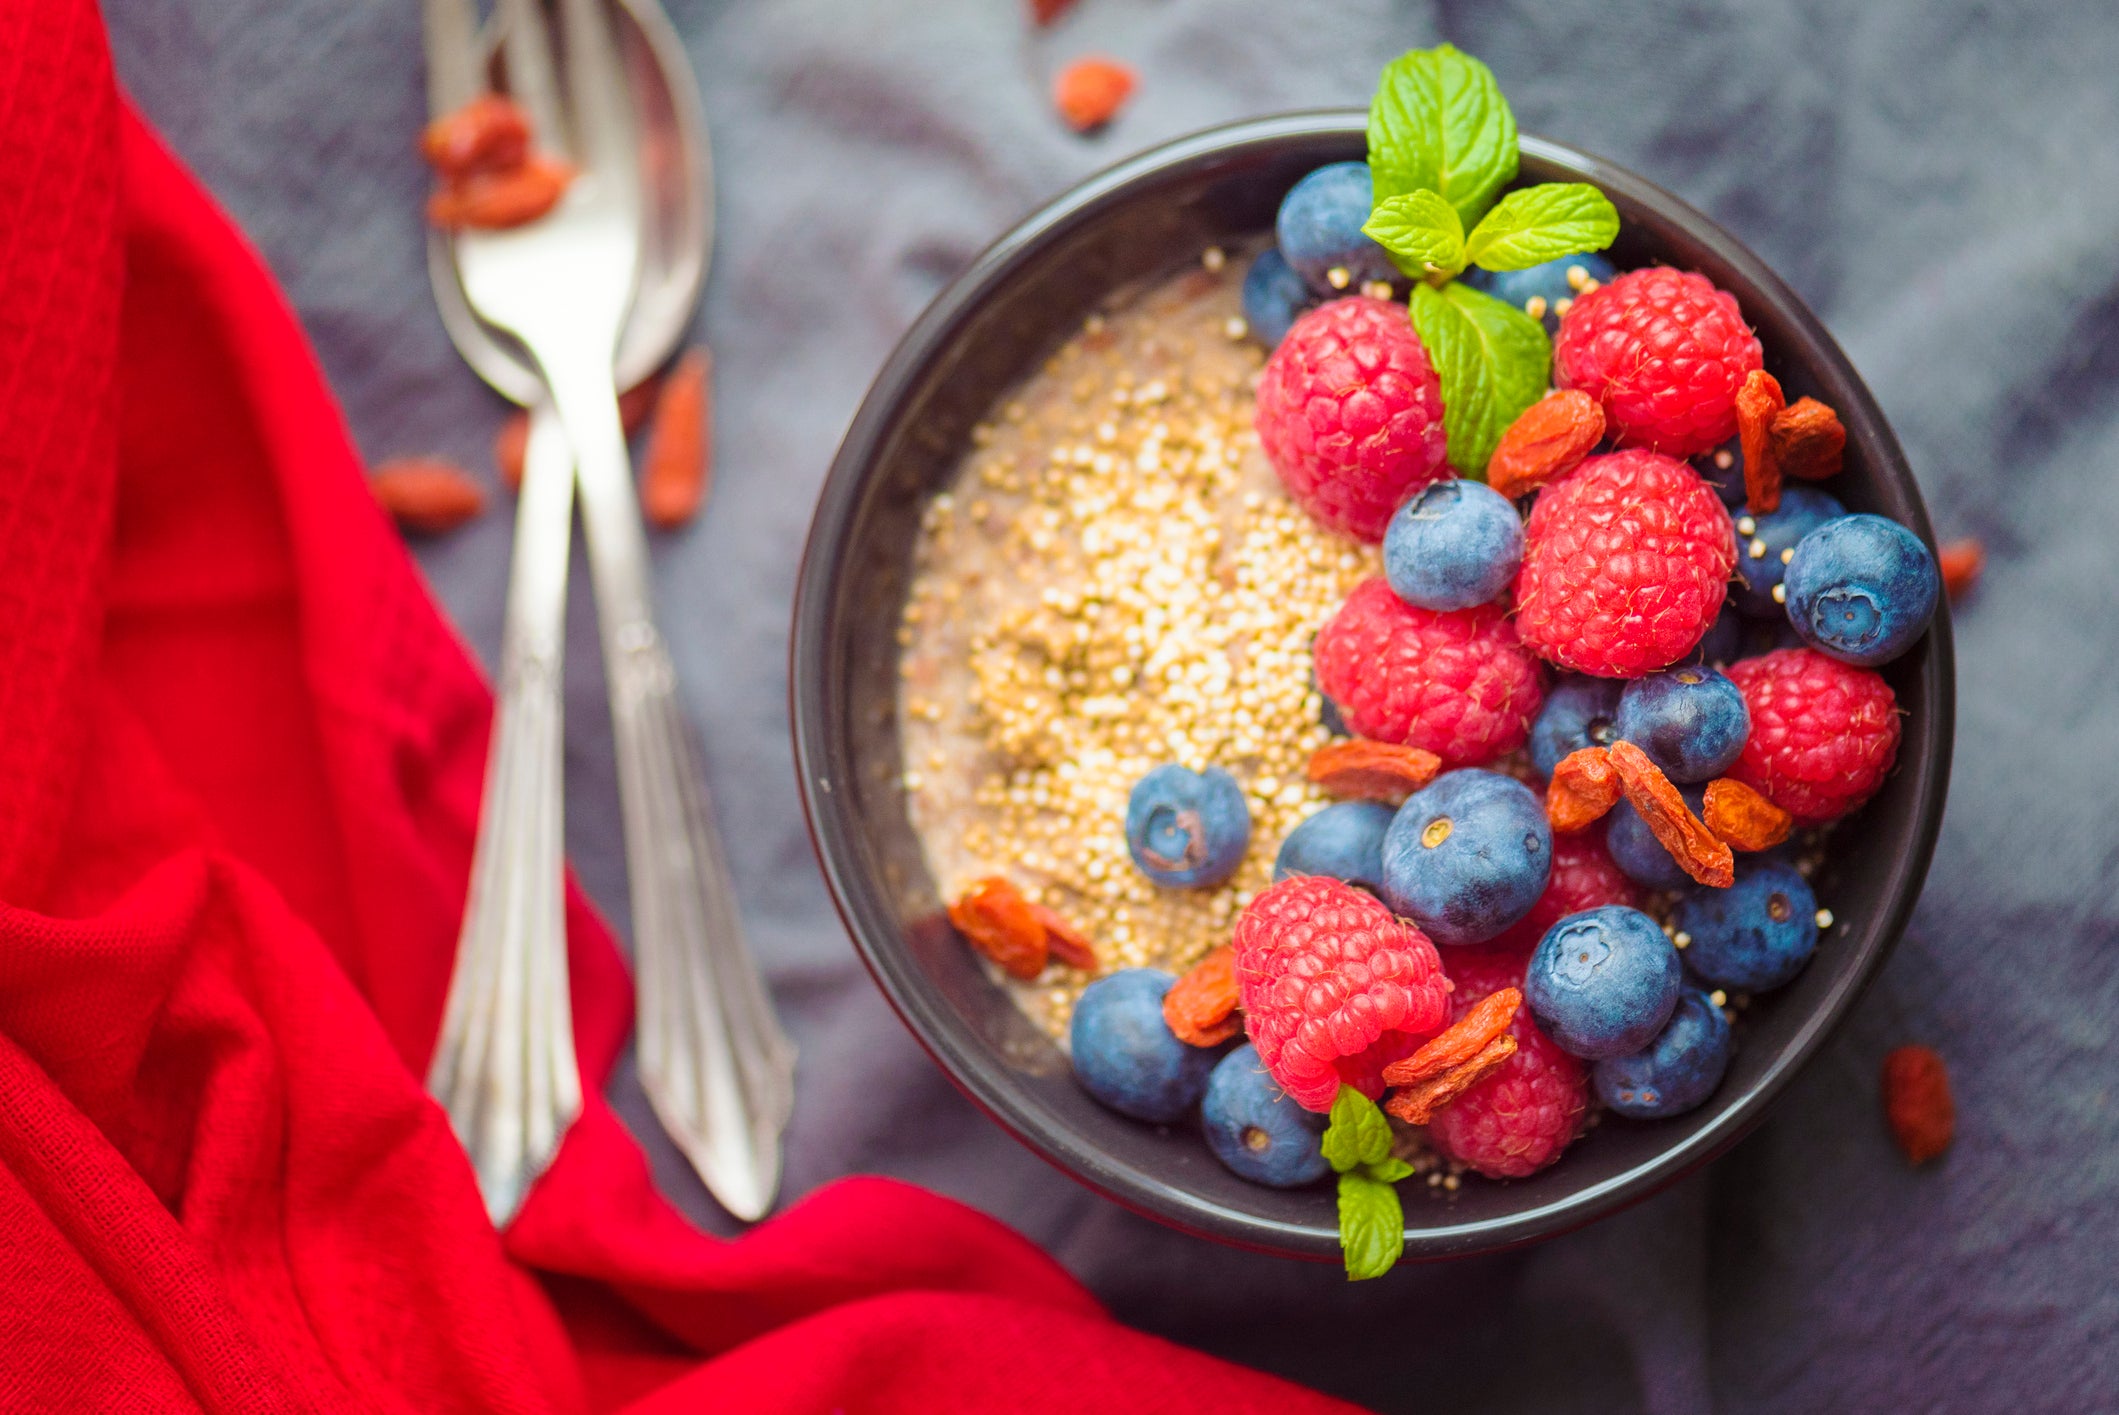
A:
[
  {"left": 1362, "top": 45, "right": 1622, "bottom": 477},
  {"left": 1322, "top": 1085, "right": 1410, "bottom": 1280}
]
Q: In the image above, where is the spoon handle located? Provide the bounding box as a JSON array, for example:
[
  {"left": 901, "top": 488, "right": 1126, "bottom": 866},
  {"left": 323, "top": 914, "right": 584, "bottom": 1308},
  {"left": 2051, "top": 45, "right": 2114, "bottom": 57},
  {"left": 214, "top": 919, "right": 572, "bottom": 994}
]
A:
[
  {"left": 541, "top": 344, "right": 795, "bottom": 1223},
  {"left": 428, "top": 401, "right": 582, "bottom": 1227}
]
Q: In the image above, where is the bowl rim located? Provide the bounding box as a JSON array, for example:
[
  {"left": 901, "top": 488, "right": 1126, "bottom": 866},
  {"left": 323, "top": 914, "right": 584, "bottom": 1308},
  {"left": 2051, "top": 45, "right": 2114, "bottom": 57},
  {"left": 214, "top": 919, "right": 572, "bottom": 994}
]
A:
[{"left": 791, "top": 110, "right": 1956, "bottom": 1261}]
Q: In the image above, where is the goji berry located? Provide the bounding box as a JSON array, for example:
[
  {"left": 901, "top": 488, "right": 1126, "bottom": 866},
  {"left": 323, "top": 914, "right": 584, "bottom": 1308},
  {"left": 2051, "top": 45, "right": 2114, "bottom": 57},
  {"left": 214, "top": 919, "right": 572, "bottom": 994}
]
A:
[
  {"left": 947, "top": 878, "right": 1049, "bottom": 980},
  {"left": 495, "top": 377, "right": 665, "bottom": 491},
  {"left": 1702, "top": 777, "right": 1794, "bottom": 851},
  {"left": 641, "top": 348, "right": 713, "bottom": 529},
  {"left": 420, "top": 93, "right": 532, "bottom": 180},
  {"left": 1546, "top": 746, "right": 1620, "bottom": 833},
  {"left": 1607, "top": 741, "right": 1734, "bottom": 888},
  {"left": 1028, "top": 901, "right": 1098, "bottom": 971},
  {"left": 1882, "top": 1044, "right": 1953, "bottom": 1165},
  {"left": 1769, "top": 397, "right": 1846, "bottom": 482},
  {"left": 1939, "top": 538, "right": 1984, "bottom": 602},
  {"left": 1306, "top": 739, "right": 1442, "bottom": 804},
  {"left": 1383, "top": 1034, "right": 1517, "bottom": 1125},
  {"left": 1736, "top": 368, "right": 1785, "bottom": 514},
  {"left": 1486, "top": 389, "right": 1604, "bottom": 499},
  {"left": 427, "top": 154, "right": 575, "bottom": 231},
  {"left": 369, "top": 457, "right": 486, "bottom": 534},
  {"left": 1163, "top": 943, "right": 1242, "bottom": 1047},
  {"left": 1053, "top": 57, "right": 1135, "bottom": 132},
  {"left": 1382, "top": 987, "right": 1521, "bottom": 1087}
]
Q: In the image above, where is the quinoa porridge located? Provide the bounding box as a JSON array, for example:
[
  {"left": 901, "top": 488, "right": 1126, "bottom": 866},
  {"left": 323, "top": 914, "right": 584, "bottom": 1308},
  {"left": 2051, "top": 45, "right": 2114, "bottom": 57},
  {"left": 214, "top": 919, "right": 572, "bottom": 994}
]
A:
[{"left": 895, "top": 248, "right": 1379, "bottom": 1041}]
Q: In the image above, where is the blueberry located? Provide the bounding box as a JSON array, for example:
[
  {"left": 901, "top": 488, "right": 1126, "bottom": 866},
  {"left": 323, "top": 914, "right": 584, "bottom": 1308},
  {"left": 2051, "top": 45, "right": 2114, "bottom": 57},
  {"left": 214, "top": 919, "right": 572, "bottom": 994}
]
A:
[
  {"left": 1461, "top": 252, "right": 1616, "bottom": 331},
  {"left": 1382, "top": 480, "right": 1524, "bottom": 611},
  {"left": 1674, "top": 857, "right": 1819, "bottom": 993},
  {"left": 1200, "top": 1044, "right": 1331, "bottom": 1187},
  {"left": 1274, "top": 800, "right": 1394, "bottom": 894},
  {"left": 1683, "top": 602, "right": 1745, "bottom": 669},
  {"left": 1380, "top": 769, "right": 1551, "bottom": 946},
  {"left": 1731, "top": 487, "right": 1846, "bottom": 618},
  {"left": 1615, "top": 666, "right": 1750, "bottom": 783},
  {"left": 1525, "top": 905, "right": 1683, "bottom": 1060},
  {"left": 1782, "top": 514, "right": 1940, "bottom": 667},
  {"left": 1125, "top": 764, "right": 1250, "bottom": 888},
  {"left": 1241, "top": 247, "right": 1313, "bottom": 348},
  {"left": 1069, "top": 970, "right": 1217, "bottom": 1122},
  {"left": 1695, "top": 442, "right": 1747, "bottom": 508},
  {"left": 1593, "top": 988, "right": 1734, "bottom": 1118},
  {"left": 1276, "top": 162, "right": 1397, "bottom": 294},
  {"left": 1606, "top": 783, "right": 1709, "bottom": 891},
  {"left": 1530, "top": 676, "right": 1624, "bottom": 778}
]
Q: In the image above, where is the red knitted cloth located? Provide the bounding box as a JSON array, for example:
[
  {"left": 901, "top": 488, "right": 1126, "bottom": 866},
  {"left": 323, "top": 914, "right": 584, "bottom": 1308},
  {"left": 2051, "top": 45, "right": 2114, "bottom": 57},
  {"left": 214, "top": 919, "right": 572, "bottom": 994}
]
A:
[{"left": 0, "top": 6, "right": 1361, "bottom": 1411}]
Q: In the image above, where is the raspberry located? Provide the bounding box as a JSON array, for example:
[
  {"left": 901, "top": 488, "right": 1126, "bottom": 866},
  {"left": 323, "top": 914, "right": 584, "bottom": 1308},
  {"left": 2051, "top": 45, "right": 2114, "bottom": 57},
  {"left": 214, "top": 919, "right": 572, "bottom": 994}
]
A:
[
  {"left": 1313, "top": 579, "right": 1545, "bottom": 767},
  {"left": 1424, "top": 941, "right": 1590, "bottom": 1178},
  {"left": 1254, "top": 297, "right": 1450, "bottom": 542},
  {"left": 1553, "top": 267, "right": 1763, "bottom": 456},
  {"left": 1725, "top": 648, "right": 1900, "bottom": 825},
  {"left": 1513, "top": 450, "right": 1737, "bottom": 678},
  {"left": 1493, "top": 827, "right": 1644, "bottom": 949},
  {"left": 1233, "top": 875, "right": 1451, "bottom": 1112}
]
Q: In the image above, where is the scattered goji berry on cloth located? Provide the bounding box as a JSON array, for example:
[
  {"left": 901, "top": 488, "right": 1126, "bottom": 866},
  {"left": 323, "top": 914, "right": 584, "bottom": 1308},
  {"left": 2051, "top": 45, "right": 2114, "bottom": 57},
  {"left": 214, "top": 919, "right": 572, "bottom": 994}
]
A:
[
  {"left": 1029, "top": 0, "right": 1079, "bottom": 24},
  {"left": 1939, "top": 538, "right": 1985, "bottom": 601},
  {"left": 1769, "top": 396, "right": 1847, "bottom": 482},
  {"left": 947, "top": 877, "right": 1049, "bottom": 980},
  {"left": 1163, "top": 943, "right": 1242, "bottom": 1047},
  {"left": 1546, "top": 746, "right": 1620, "bottom": 833},
  {"left": 1305, "top": 738, "right": 1442, "bottom": 804},
  {"left": 642, "top": 348, "right": 713, "bottom": 529},
  {"left": 1736, "top": 368, "right": 1785, "bottom": 514},
  {"left": 1382, "top": 987, "right": 1521, "bottom": 1087},
  {"left": 1702, "top": 777, "right": 1794, "bottom": 851},
  {"left": 369, "top": 457, "right": 486, "bottom": 534},
  {"left": 1054, "top": 57, "right": 1135, "bottom": 132},
  {"left": 1607, "top": 740, "right": 1734, "bottom": 887},
  {"left": 420, "top": 93, "right": 532, "bottom": 181},
  {"left": 1882, "top": 1044, "right": 1953, "bottom": 1165},
  {"left": 1486, "top": 389, "right": 1604, "bottom": 499}
]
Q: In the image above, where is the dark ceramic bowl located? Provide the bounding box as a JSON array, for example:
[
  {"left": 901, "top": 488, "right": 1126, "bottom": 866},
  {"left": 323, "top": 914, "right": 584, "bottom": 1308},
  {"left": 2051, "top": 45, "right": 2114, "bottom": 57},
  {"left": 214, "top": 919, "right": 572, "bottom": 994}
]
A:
[{"left": 791, "top": 113, "right": 1954, "bottom": 1261}]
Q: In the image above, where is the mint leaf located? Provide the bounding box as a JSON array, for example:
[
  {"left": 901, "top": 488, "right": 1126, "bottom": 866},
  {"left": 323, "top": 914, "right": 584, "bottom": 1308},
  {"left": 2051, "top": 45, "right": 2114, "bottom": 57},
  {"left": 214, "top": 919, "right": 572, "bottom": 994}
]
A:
[
  {"left": 1363, "top": 191, "right": 1465, "bottom": 280},
  {"left": 1367, "top": 45, "right": 1519, "bottom": 230},
  {"left": 1366, "top": 1155, "right": 1416, "bottom": 1185},
  {"left": 1322, "top": 1085, "right": 1393, "bottom": 1172},
  {"left": 1408, "top": 280, "right": 1553, "bottom": 477},
  {"left": 1464, "top": 182, "right": 1621, "bottom": 272},
  {"left": 1337, "top": 1171, "right": 1406, "bottom": 1280}
]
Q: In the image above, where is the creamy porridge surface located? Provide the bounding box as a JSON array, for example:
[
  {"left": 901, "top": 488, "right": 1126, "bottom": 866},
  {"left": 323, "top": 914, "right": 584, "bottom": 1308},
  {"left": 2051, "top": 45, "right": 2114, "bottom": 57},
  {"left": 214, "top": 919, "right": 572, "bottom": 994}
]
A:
[{"left": 896, "top": 249, "right": 1381, "bottom": 1040}]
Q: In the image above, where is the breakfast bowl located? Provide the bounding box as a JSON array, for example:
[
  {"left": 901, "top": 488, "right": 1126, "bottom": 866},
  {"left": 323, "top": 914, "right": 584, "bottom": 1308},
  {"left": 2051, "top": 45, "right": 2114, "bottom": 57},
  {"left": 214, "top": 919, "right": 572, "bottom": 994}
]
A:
[{"left": 790, "top": 111, "right": 1954, "bottom": 1262}]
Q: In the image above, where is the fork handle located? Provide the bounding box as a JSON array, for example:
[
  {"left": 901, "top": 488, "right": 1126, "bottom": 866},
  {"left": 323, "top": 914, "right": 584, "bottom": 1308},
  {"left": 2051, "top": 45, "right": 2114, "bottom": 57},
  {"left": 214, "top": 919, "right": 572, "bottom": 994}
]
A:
[
  {"left": 428, "top": 401, "right": 582, "bottom": 1226},
  {"left": 539, "top": 347, "right": 795, "bottom": 1223}
]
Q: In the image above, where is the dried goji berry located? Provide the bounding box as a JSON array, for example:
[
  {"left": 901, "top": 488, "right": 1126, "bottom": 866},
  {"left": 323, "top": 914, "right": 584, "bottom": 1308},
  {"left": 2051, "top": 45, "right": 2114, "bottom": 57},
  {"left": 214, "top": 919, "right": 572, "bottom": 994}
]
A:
[
  {"left": 420, "top": 93, "right": 532, "bottom": 180},
  {"left": 641, "top": 348, "right": 713, "bottom": 529},
  {"left": 947, "top": 877, "right": 1049, "bottom": 980},
  {"left": 369, "top": 457, "right": 486, "bottom": 534},
  {"left": 1030, "top": 0, "right": 1079, "bottom": 25},
  {"left": 1736, "top": 368, "right": 1786, "bottom": 514},
  {"left": 495, "top": 377, "right": 664, "bottom": 491},
  {"left": 1028, "top": 901, "right": 1098, "bottom": 971},
  {"left": 1882, "top": 1044, "right": 1953, "bottom": 1165},
  {"left": 427, "top": 154, "right": 576, "bottom": 231},
  {"left": 1383, "top": 1034, "right": 1517, "bottom": 1125},
  {"left": 1546, "top": 746, "right": 1620, "bottom": 833},
  {"left": 1486, "top": 389, "right": 1605, "bottom": 499},
  {"left": 1053, "top": 57, "right": 1135, "bottom": 132},
  {"left": 1939, "top": 538, "right": 1984, "bottom": 602},
  {"left": 1306, "top": 739, "right": 1442, "bottom": 804},
  {"left": 1769, "top": 397, "right": 1846, "bottom": 482},
  {"left": 1382, "top": 988, "right": 1521, "bottom": 1087},
  {"left": 1163, "top": 943, "right": 1242, "bottom": 1047},
  {"left": 1702, "top": 777, "right": 1794, "bottom": 852},
  {"left": 1607, "top": 741, "right": 1734, "bottom": 888}
]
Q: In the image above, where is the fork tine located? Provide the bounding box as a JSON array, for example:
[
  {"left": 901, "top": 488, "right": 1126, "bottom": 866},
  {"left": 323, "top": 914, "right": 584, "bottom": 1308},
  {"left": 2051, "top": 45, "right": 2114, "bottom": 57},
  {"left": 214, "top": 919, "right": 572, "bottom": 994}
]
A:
[
  {"left": 553, "top": 0, "right": 637, "bottom": 180},
  {"left": 497, "top": 0, "right": 569, "bottom": 159},
  {"left": 421, "top": 0, "right": 485, "bottom": 118}
]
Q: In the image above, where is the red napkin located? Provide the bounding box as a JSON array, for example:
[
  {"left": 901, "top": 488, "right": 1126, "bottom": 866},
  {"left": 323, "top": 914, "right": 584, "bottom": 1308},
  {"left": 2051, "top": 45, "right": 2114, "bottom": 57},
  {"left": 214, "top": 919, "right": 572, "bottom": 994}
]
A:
[{"left": 0, "top": 6, "right": 1364, "bottom": 1412}]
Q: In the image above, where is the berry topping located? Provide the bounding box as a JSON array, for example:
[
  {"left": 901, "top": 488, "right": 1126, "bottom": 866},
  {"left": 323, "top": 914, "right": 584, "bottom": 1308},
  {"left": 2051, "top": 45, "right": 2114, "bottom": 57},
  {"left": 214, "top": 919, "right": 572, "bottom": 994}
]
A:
[
  {"left": 1380, "top": 769, "right": 1553, "bottom": 947},
  {"left": 1124, "top": 764, "right": 1251, "bottom": 888},
  {"left": 1525, "top": 905, "right": 1684, "bottom": 1060},
  {"left": 1313, "top": 579, "right": 1545, "bottom": 766},
  {"left": 1255, "top": 298, "right": 1450, "bottom": 542},
  {"left": 1615, "top": 666, "right": 1752, "bottom": 783},
  {"left": 1593, "top": 988, "right": 1734, "bottom": 1119},
  {"left": 1201, "top": 1044, "right": 1333, "bottom": 1188},
  {"left": 1513, "top": 449, "right": 1739, "bottom": 678},
  {"left": 1424, "top": 941, "right": 1590, "bottom": 1179},
  {"left": 1275, "top": 161, "right": 1398, "bottom": 294},
  {"left": 1069, "top": 969, "right": 1217, "bottom": 1122},
  {"left": 1674, "top": 856, "right": 1820, "bottom": 993},
  {"left": 1529, "top": 675, "right": 1624, "bottom": 778},
  {"left": 1553, "top": 266, "right": 1763, "bottom": 456},
  {"left": 1382, "top": 479, "right": 1525, "bottom": 611},
  {"left": 1725, "top": 648, "right": 1901, "bottom": 825},
  {"left": 1241, "top": 247, "right": 1314, "bottom": 349},
  {"left": 1232, "top": 875, "right": 1451, "bottom": 1112},
  {"left": 1783, "top": 513, "right": 1941, "bottom": 667},
  {"left": 1273, "top": 800, "right": 1396, "bottom": 894}
]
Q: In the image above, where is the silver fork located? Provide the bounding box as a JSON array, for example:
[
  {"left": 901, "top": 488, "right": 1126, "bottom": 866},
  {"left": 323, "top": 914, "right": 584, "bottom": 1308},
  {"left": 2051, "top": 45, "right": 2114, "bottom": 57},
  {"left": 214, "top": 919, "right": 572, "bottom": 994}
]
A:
[{"left": 423, "top": 0, "right": 795, "bottom": 1223}]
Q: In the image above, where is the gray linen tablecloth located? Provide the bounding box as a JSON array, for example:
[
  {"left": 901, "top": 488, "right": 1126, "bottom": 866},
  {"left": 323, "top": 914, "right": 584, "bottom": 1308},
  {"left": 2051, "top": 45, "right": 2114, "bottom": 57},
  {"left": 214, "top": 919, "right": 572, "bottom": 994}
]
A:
[{"left": 107, "top": 1, "right": 2119, "bottom": 1409}]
